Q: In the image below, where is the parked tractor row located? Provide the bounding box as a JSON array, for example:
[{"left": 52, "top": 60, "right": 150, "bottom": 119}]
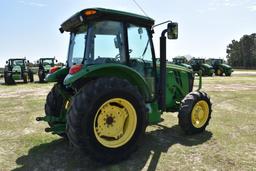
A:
[
  {"left": 171, "top": 57, "right": 233, "bottom": 76},
  {"left": 3, "top": 57, "right": 60, "bottom": 85}
]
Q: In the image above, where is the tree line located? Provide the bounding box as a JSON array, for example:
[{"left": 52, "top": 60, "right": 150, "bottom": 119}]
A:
[{"left": 226, "top": 33, "right": 256, "bottom": 69}]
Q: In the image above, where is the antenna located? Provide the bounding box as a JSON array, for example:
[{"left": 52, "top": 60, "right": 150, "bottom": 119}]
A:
[{"left": 131, "top": 0, "right": 148, "bottom": 17}]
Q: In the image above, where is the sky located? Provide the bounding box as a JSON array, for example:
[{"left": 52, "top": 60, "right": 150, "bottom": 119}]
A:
[{"left": 0, "top": 0, "right": 256, "bottom": 66}]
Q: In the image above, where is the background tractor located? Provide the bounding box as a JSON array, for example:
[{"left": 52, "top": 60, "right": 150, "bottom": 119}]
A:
[
  {"left": 171, "top": 57, "right": 192, "bottom": 69},
  {"left": 189, "top": 58, "right": 214, "bottom": 76},
  {"left": 206, "top": 58, "right": 233, "bottom": 76},
  {"left": 37, "top": 8, "right": 212, "bottom": 162},
  {"left": 4, "top": 58, "right": 34, "bottom": 85},
  {"left": 37, "top": 58, "right": 58, "bottom": 82}
]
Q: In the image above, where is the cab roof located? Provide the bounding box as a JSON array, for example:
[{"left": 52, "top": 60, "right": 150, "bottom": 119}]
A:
[
  {"left": 39, "top": 58, "right": 54, "bottom": 60},
  {"left": 60, "top": 8, "right": 155, "bottom": 32},
  {"left": 8, "top": 58, "right": 26, "bottom": 61}
]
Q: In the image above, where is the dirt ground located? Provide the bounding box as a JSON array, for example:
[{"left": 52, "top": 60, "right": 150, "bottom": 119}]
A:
[{"left": 0, "top": 71, "right": 255, "bottom": 170}]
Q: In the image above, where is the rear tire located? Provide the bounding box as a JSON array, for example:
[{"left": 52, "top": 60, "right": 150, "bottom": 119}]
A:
[
  {"left": 67, "top": 77, "right": 147, "bottom": 163},
  {"left": 45, "top": 84, "right": 69, "bottom": 138},
  {"left": 178, "top": 91, "right": 212, "bottom": 134}
]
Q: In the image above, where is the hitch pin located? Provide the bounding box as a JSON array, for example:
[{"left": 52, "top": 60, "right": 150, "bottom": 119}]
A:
[{"left": 36, "top": 117, "right": 45, "bottom": 121}]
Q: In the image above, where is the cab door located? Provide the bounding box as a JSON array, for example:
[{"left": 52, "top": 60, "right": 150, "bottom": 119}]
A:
[{"left": 127, "top": 24, "right": 156, "bottom": 97}]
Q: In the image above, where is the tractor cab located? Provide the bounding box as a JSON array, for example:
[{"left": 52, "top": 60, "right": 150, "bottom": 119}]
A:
[
  {"left": 45, "top": 9, "right": 171, "bottom": 98},
  {"left": 7, "top": 58, "right": 27, "bottom": 69},
  {"left": 37, "top": 58, "right": 58, "bottom": 82},
  {"left": 61, "top": 9, "right": 159, "bottom": 91},
  {"left": 172, "top": 57, "right": 191, "bottom": 69},
  {"left": 39, "top": 58, "right": 55, "bottom": 67}
]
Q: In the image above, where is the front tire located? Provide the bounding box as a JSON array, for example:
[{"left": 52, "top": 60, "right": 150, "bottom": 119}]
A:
[
  {"left": 215, "top": 69, "right": 223, "bottom": 76},
  {"left": 23, "top": 73, "right": 28, "bottom": 83},
  {"left": 29, "top": 70, "right": 34, "bottom": 82},
  {"left": 67, "top": 77, "right": 147, "bottom": 163},
  {"left": 38, "top": 69, "right": 45, "bottom": 83},
  {"left": 178, "top": 91, "right": 212, "bottom": 134},
  {"left": 4, "top": 72, "right": 15, "bottom": 85},
  {"left": 225, "top": 72, "right": 231, "bottom": 76}
]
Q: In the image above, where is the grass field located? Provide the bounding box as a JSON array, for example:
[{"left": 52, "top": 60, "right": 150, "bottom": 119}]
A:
[{"left": 0, "top": 71, "right": 255, "bottom": 170}]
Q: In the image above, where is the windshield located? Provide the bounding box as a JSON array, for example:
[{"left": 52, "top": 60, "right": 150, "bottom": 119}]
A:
[
  {"left": 41, "top": 59, "right": 54, "bottom": 65},
  {"left": 174, "top": 58, "right": 185, "bottom": 63},
  {"left": 215, "top": 59, "right": 223, "bottom": 64},
  {"left": 67, "top": 25, "right": 88, "bottom": 67},
  {"left": 12, "top": 59, "right": 25, "bottom": 66}
]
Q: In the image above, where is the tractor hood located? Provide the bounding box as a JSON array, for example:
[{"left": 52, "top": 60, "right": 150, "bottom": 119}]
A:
[
  {"left": 220, "top": 63, "right": 232, "bottom": 69},
  {"left": 167, "top": 63, "right": 193, "bottom": 73},
  {"left": 12, "top": 65, "right": 22, "bottom": 73},
  {"left": 202, "top": 63, "right": 213, "bottom": 69},
  {"left": 180, "top": 63, "right": 192, "bottom": 69},
  {"left": 44, "top": 65, "right": 52, "bottom": 71}
]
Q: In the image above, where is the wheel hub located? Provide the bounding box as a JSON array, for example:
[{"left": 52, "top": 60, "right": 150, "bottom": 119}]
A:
[
  {"left": 106, "top": 116, "right": 114, "bottom": 125},
  {"left": 94, "top": 98, "right": 137, "bottom": 148}
]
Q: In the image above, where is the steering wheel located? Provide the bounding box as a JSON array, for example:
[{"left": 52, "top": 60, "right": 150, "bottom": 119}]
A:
[{"left": 115, "top": 49, "right": 133, "bottom": 60}]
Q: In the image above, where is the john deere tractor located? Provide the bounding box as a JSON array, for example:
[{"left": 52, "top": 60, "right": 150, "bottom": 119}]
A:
[
  {"left": 189, "top": 58, "right": 214, "bottom": 76},
  {"left": 4, "top": 58, "right": 34, "bottom": 85},
  {"left": 172, "top": 57, "right": 192, "bottom": 69},
  {"left": 206, "top": 58, "right": 233, "bottom": 76},
  {"left": 37, "top": 58, "right": 58, "bottom": 82},
  {"left": 37, "top": 8, "right": 212, "bottom": 162}
]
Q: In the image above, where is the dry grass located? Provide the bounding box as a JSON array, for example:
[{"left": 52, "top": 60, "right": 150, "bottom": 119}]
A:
[{"left": 0, "top": 72, "right": 255, "bottom": 170}]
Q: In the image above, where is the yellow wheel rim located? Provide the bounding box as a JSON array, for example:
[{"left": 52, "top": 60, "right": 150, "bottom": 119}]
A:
[
  {"left": 64, "top": 100, "right": 70, "bottom": 109},
  {"left": 191, "top": 100, "right": 209, "bottom": 128},
  {"left": 217, "top": 69, "right": 222, "bottom": 75},
  {"left": 93, "top": 98, "right": 137, "bottom": 148}
]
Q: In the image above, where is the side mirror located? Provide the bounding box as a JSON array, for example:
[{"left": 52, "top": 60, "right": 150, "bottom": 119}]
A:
[
  {"left": 6, "top": 61, "right": 8, "bottom": 64},
  {"left": 37, "top": 60, "right": 39, "bottom": 64},
  {"left": 114, "top": 37, "right": 119, "bottom": 49},
  {"left": 55, "top": 60, "right": 58, "bottom": 63},
  {"left": 167, "top": 22, "right": 178, "bottom": 39},
  {"left": 27, "top": 60, "right": 30, "bottom": 63}
]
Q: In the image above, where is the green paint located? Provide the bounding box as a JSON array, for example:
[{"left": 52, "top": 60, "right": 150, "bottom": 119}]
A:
[
  {"left": 45, "top": 67, "right": 69, "bottom": 82},
  {"left": 148, "top": 102, "right": 161, "bottom": 124}
]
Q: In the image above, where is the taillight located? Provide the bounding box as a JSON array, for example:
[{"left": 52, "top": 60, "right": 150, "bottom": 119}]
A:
[
  {"left": 69, "top": 64, "right": 83, "bottom": 75},
  {"left": 49, "top": 66, "right": 60, "bottom": 73}
]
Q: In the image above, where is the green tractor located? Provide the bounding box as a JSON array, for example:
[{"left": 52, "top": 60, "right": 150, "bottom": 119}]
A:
[
  {"left": 189, "top": 58, "right": 214, "bottom": 76},
  {"left": 172, "top": 57, "right": 192, "bottom": 69},
  {"left": 37, "top": 58, "right": 58, "bottom": 82},
  {"left": 206, "top": 58, "right": 233, "bottom": 76},
  {"left": 4, "top": 58, "right": 34, "bottom": 85},
  {"left": 36, "top": 8, "right": 212, "bottom": 162}
]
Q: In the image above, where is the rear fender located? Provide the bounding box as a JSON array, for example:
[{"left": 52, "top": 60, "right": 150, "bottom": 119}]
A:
[
  {"left": 64, "top": 64, "right": 152, "bottom": 101},
  {"left": 45, "top": 67, "right": 69, "bottom": 82}
]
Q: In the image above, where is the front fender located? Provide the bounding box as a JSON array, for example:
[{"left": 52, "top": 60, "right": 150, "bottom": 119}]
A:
[
  {"left": 45, "top": 67, "right": 69, "bottom": 82},
  {"left": 64, "top": 64, "right": 152, "bottom": 101}
]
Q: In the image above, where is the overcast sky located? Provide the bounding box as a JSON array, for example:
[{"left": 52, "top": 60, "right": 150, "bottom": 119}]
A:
[{"left": 0, "top": 0, "right": 256, "bottom": 66}]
